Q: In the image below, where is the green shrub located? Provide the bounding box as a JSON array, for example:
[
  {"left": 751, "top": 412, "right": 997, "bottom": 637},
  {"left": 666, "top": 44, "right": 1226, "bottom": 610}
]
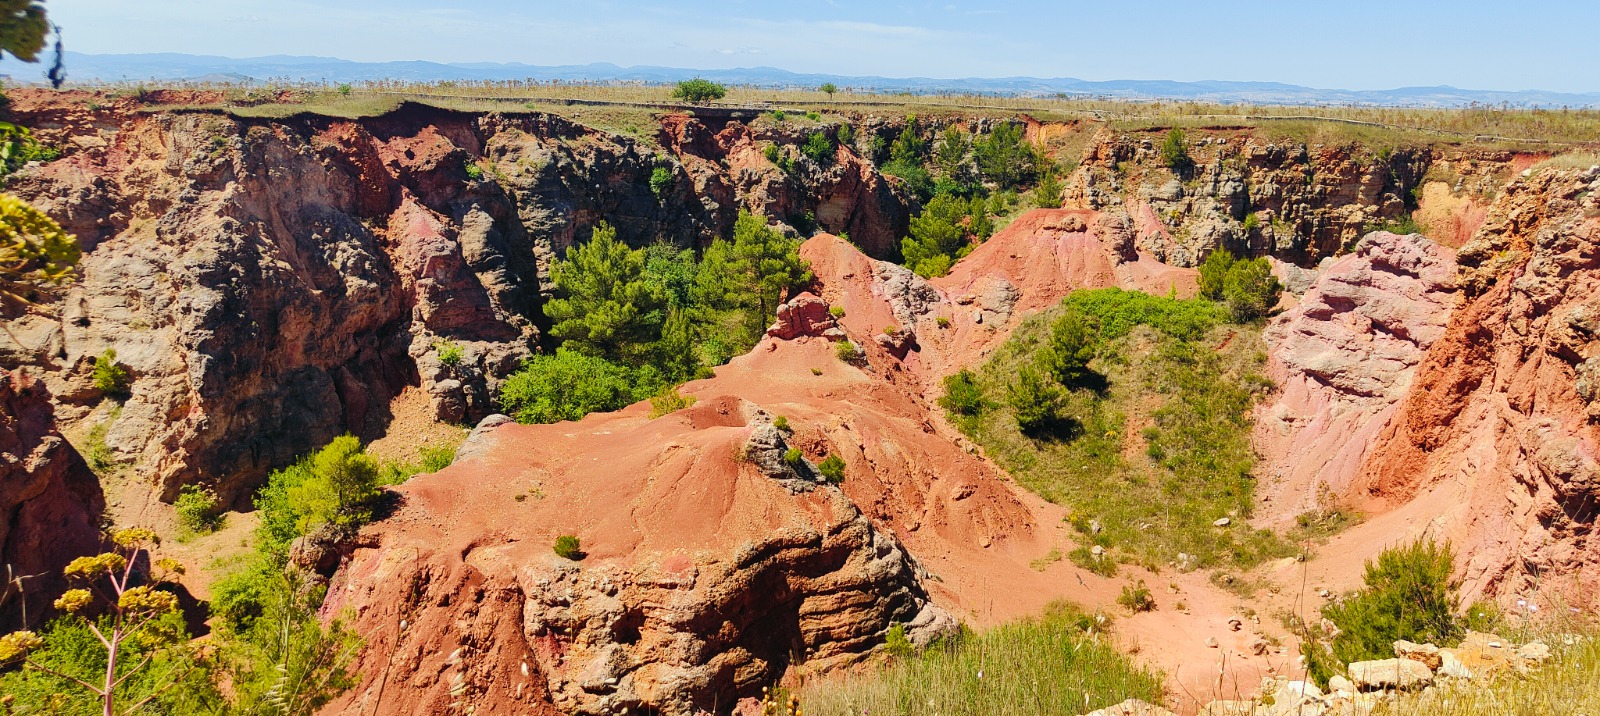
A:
[
  {"left": 1117, "top": 580, "right": 1155, "bottom": 612},
  {"left": 1198, "top": 248, "right": 1235, "bottom": 301},
  {"left": 818, "top": 454, "right": 846, "bottom": 483},
  {"left": 1303, "top": 538, "right": 1461, "bottom": 686},
  {"left": 818, "top": 82, "right": 838, "bottom": 99},
  {"left": 1033, "top": 171, "right": 1064, "bottom": 209},
  {"left": 770, "top": 110, "right": 786, "bottom": 122},
  {"left": 672, "top": 78, "right": 726, "bottom": 103},
  {"left": 773, "top": 416, "right": 790, "bottom": 432},
  {"left": 649, "top": 166, "right": 673, "bottom": 198},
  {"left": 1160, "top": 128, "right": 1192, "bottom": 172},
  {"left": 882, "top": 158, "right": 932, "bottom": 200},
  {"left": 336, "top": 83, "right": 353, "bottom": 96},
  {"left": 1068, "top": 545, "right": 1118, "bottom": 577},
  {"left": 938, "top": 369, "right": 986, "bottom": 420},
  {"left": 1369, "top": 214, "right": 1423, "bottom": 235},
  {"left": 783, "top": 447, "right": 803, "bottom": 466},
  {"left": 884, "top": 623, "right": 913, "bottom": 658},
  {"left": 805, "top": 111, "right": 821, "bottom": 122},
  {"left": 649, "top": 387, "right": 697, "bottom": 418},
  {"left": 1064, "top": 288, "right": 1229, "bottom": 342},
  {"left": 1221, "top": 257, "right": 1282, "bottom": 321},
  {"left": 553, "top": 534, "right": 584, "bottom": 560},
  {"left": 1007, "top": 366, "right": 1063, "bottom": 435},
  {"left": 434, "top": 339, "right": 464, "bottom": 367},
  {"left": 836, "top": 123, "right": 854, "bottom": 147},
  {"left": 1039, "top": 309, "right": 1098, "bottom": 386},
  {"left": 175, "top": 484, "right": 222, "bottom": 536},
  {"left": 901, "top": 193, "right": 986, "bottom": 278},
  {"left": 1241, "top": 212, "right": 1261, "bottom": 234},
  {"left": 972, "top": 122, "right": 1040, "bottom": 189},
  {"left": 463, "top": 160, "right": 483, "bottom": 180},
  {"left": 936, "top": 316, "right": 950, "bottom": 328},
  {"left": 92, "top": 348, "right": 130, "bottom": 396},
  {"left": 828, "top": 305, "right": 845, "bottom": 318},
  {"left": 499, "top": 348, "right": 650, "bottom": 424},
  {"left": 835, "top": 339, "right": 863, "bottom": 364},
  {"left": 801, "top": 131, "right": 835, "bottom": 164},
  {"left": 83, "top": 418, "right": 117, "bottom": 474}
]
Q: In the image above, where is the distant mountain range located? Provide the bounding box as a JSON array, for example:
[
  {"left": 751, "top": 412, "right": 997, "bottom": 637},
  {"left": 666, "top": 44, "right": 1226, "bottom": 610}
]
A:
[{"left": 5, "top": 52, "right": 1598, "bottom": 108}]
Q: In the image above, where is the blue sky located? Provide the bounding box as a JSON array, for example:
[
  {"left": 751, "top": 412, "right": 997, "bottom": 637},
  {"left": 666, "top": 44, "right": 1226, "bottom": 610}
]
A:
[{"left": 45, "top": 0, "right": 1598, "bottom": 92}]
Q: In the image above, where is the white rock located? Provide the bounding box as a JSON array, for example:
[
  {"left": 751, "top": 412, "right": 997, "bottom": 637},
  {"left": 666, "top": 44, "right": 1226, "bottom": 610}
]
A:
[
  {"left": 1438, "top": 649, "right": 1473, "bottom": 680},
  {"left": 1328, "top": 674, "right": 1354, "bottom": 693},
  {"left": 1348, "top": 658, "right": 1434, "bottom": 691},
  {"left": 1213, "top": 517, "right": 1232, "bottom": 527}
]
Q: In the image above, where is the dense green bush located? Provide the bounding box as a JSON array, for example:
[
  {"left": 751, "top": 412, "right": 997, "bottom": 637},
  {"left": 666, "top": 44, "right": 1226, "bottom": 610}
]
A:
[
  {"left": 649, "top": 166, "right": 673, "bottom": 198},
  {"left": 1039, "top": 309, "right": 1098, "bottom": 387},
  {"left": 92, "top": 348, "right": 130, "bottom": 396},
  {"left": 1007, "top": 365, "right": 1063, "bottom": 435},
  {"left": 545, "top": 223, "right": 669, "bottom": 364},
  {"left": 1062, "top": 287, "right": 1228, "bottom": 342},
  {"left": 938, "top": 369, "right": 986, "bottom": 421},
  {"left": 553, "top": 534, "right": 584, "bottom": 560},
  {"left": 499, "top": 348, "right": 649, "bottom": 424},
  {"left": 1033, "top": 171, "right": 1064, "bottom": 208},
  {"left": 900, "top": 193, "right": 992, "bottom": 278},
  {"left": 783, "top": 447, "right": 803, "bottom": 466},
  {"left": 434, "top": 338, "right": 464, "bottom": 367},
  {"left": 1198, "top": 248, "right": 1236, "bottom": 300},
  {"left": 672, "top": 78, "right": 726, "bottom": 103},
  {"left": 175, "top": 484, "right": 221, "bottom": 536},
  {"left": 835, "top": 339, "right": 864, "bottom": 365},
  {"left": 1221, "top": 257, "right": 1282, "bottom": 321},
  {"left": 500, "top": 211, "right": 807, "bottom": 425},
  {"left": 1304, "top": 539, "right": 1462, "bottom": 686},
  {"left": 973, "top": 122, "right": 1040, "bottom": 189},
  {"left": 818, "top": 454, "right": 846, "bottom": 483},
  {"left": 1159, "top": 128, "right": 1192, "bottom": 172},
  {"left": 801, "top": 131, "right": 835, "bottom": 164}
]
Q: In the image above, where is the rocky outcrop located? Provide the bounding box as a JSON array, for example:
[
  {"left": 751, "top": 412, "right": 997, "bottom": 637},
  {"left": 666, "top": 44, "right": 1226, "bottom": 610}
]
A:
[
  {"left": 766, "top": 292, "right": 839, "bottom": 341},
  {"left": 1255, "top": 231, "right": 1459, "bottom": 517},
  {"left": 1355, "top": 167, "right": 1600, "bottom": 604},
  {"left": 0, "top": 370, "right": 103, "bottom": 631},
  {"left": 659, "top": 114, "right": 912, "bottom": 256},
  {"left": 321, "top": 396, "right": 960, "bottom": 716},
  {"left": 1064, "top": 128, "right": 1528, "bottom": 267},
  {"left": 0, "top": 93, "right": 929, "bottom": 502}
]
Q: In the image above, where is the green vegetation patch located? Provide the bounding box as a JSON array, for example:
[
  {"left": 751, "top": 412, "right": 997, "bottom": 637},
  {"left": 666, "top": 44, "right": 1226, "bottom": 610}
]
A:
[
  {"left": 948, "top": 288, "right": 1289, "bottom": 570},
  {"left": 799, "top": 602, "right": 1162, "bottom": 716}
]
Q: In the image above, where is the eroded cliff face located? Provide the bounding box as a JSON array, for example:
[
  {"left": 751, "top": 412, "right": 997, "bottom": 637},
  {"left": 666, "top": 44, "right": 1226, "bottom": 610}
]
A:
[
  {"left": 0, "top": 93, "right": 927, "bottom": 502},
  {"left": 1062, "top": 128, "right": 1522, "bottom": 268},
  {"left": 1254, "top": 231, "right": 1461, "bottom": 520},
  {"left": 1351, "top": 166, "right": 1600, "bottom": 604},
  {"left": 0, "top": 370, "right": 104, "bottom": 631}
]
